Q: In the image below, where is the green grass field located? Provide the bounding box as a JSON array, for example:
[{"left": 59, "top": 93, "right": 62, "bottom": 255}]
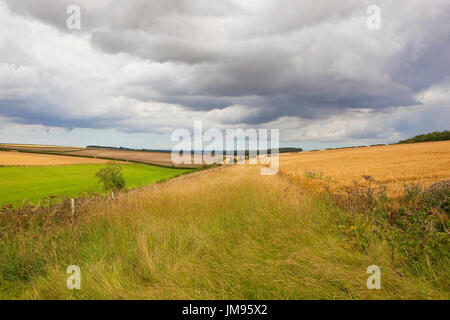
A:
[{"left": 0, "top": 164, "right": 192, "bottom": 206}]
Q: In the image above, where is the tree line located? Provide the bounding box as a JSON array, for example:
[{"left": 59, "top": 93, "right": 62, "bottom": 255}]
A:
[{"left": 398, "top": 130, "right": 450, "bottom": 144}]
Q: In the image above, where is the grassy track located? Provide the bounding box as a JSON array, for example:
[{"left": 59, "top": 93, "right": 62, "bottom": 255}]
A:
[
  {"left": 0, "top": 164, "right": 193, "bottom": 206},
  {"left": 0, "top": 165, "right": 447, "bottom": 299}
]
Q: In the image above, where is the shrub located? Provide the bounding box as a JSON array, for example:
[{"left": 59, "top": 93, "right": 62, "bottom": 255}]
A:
[
  {"left": 324, "top": 178, "right": 449, "bottom": 265},
  {"left": 402, "top": 183, "right": 422, "bottom": 205},
  {"left": 422, "top": 180, "right": 450, "bottom": 214},
  {"left": 95, "top": 162, "right": 126, "bottom": 192}
]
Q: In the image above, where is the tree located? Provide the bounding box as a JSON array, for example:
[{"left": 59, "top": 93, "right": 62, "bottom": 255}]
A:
[
  {"left": 95, "top": 162, "right": 126, "bottom": 192},
  {"left": 398, "top": 130, "right": 450, "bottom": 144}
]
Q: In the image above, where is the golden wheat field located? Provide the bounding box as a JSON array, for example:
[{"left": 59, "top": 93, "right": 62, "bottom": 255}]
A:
[
  {"left": 0, "top": 151, "right": 110, "bottom": 166},
  {"left": 0, "top": 144, "right": 197, "bottom": 167},
  {"left": 66, "top": 149, "right": 206, "bottom": 168},
  {"left": 279, "top": 141, "right": 450, "bottom": 196}
]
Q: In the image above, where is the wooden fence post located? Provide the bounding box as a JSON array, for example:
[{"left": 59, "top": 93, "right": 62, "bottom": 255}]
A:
[{"left": 71, "top": 198, "right": 75, "bottom": 216}]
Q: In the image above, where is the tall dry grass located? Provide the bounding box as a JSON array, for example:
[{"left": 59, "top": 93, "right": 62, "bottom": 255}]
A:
[{"left": 0, "top": 165, "right": 448, "bottom": 299}]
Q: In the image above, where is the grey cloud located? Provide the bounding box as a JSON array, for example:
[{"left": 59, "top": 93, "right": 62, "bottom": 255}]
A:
[{"left": 0, "top": 0, "right": 449, "bottom": 139}]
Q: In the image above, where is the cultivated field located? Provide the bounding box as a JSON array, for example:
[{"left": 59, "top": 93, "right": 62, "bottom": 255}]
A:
[
  {"left": 65, "top": 149, "right": 202, "bottom": 168},
  {"left": 0, "top": 141, "right": 448, "bottom": 299},
  {"left": 0, "top": 144, "right": 205, "bottom": 168},
  {"left": 0, "top": 163, "right": 193, "bottom": 206},
  {"left": 0, "top": 151, "right": 109, "bottom": 166},
  {"left": 0, "top": 144, "right": 84, "bottom": 153},
  {"left": 280, "top": 141, "right": 450, "bottom": 196}
]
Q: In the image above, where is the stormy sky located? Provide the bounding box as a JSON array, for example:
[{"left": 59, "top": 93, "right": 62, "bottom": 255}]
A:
[{"left": 0, "top": 0, "right": 449, "bottom": 149}]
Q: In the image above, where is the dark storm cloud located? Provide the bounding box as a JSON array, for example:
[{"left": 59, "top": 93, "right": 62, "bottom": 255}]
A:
[
  {"left": 389, "top": 14, "right": 450, "bottom": 92},
  {"left": 0, "top": 0, "right": 449, "bottom": 141},
  {"left": 0, "top": 99, "right": 116, "bottom": 129}
]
